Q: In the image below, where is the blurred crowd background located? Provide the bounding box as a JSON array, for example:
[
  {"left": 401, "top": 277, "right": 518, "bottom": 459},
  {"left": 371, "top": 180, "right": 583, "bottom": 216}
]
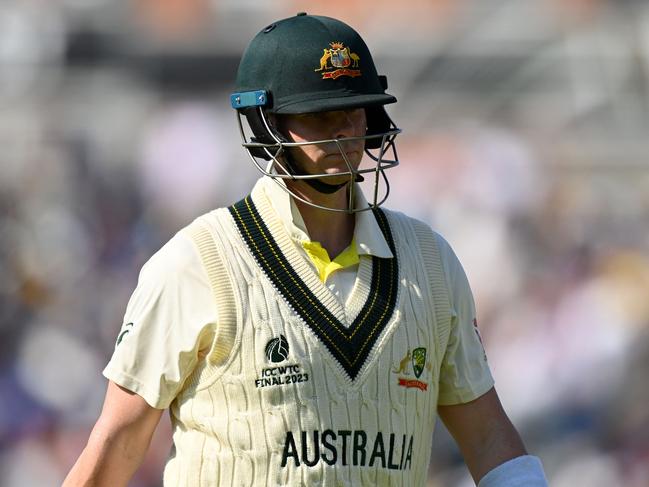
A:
[{"left": 1, "top": 0, "right": 648, "bottom": 486}]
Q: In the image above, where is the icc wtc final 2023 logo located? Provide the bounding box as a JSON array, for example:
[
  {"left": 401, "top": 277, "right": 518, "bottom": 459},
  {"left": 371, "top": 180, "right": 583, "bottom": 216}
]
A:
[
  {"left": 255, "top": 335, "right": 310, "bottom": 389},
  {"left": 315, "top": 42, "right": 362, "bottom": 79}
]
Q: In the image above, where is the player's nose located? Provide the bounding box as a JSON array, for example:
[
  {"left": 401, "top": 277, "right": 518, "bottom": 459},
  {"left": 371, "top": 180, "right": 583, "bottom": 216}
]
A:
[{"left": 332, "top": 109, "right": 365, "bottom": 139}]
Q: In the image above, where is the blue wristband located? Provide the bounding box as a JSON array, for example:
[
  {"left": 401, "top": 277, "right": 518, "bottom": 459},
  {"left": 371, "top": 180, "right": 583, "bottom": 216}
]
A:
[{"left": 478, "top": 455, "right": 548, "bottom": 487}]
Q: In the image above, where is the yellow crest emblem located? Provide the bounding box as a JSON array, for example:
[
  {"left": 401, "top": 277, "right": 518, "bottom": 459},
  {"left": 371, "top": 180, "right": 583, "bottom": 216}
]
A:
[{"left": 315, "top": 42, "right": 361, "bottom": 79}]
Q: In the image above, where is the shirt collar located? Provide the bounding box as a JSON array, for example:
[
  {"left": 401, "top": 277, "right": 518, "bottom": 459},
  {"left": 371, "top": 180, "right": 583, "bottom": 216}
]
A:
[{"left": 255, "top": 176, "right": 393, "bottom": 259}]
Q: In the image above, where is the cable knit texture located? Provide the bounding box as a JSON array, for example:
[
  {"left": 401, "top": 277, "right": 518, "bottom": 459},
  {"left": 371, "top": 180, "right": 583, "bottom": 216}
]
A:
[{"left": 162, "top": 185, "right": 471, "bottom": 486}]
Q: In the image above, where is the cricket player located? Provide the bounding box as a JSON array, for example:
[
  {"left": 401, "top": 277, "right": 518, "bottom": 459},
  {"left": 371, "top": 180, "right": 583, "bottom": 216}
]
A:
[{"left": 63, "top": 13, "right": 548, "bottom": 486}]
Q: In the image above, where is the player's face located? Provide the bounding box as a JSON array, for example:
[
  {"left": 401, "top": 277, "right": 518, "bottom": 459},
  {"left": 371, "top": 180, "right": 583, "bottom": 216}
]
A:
[{"left": 275, "top": 108, "right": 367, "bottom": 184}]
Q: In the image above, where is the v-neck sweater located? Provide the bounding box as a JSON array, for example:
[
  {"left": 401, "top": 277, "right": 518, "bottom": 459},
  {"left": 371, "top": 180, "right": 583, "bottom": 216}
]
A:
[{"left": 103, "top": 177, "right": 494, "bottom": 486}]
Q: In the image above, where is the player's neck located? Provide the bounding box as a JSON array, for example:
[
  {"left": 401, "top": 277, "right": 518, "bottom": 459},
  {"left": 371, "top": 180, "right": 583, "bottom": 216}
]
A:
[{"left": 293, "top": 192, "right": 355, "bottom": 258}]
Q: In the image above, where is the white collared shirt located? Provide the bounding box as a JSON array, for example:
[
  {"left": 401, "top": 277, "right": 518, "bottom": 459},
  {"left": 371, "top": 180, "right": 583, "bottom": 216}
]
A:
[{"left": 258, "top": 176, "right": 392, "bottom": 308}]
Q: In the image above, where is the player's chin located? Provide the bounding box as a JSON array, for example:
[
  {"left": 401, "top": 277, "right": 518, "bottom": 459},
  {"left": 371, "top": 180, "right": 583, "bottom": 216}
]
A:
[
  {"left": 315, "top": 168, "right": 363, "bottom": 189},
  {"left": 320, "top": 173, "right": 354, "bottom": 185}
]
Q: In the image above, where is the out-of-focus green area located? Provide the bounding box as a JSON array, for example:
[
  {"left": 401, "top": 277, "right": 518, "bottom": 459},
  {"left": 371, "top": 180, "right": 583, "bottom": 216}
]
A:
[{"left": 1, "top": 1, "right": 648, "bottom": 486}]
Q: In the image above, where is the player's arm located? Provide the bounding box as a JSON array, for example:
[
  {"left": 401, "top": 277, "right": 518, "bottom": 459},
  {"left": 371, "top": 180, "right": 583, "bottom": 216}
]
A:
[
  {"left": 438, "top": 386, "right": 530, "bottom": 484},
  {"left": 62, "top": 380, "right": 164, "bottom": 487}
]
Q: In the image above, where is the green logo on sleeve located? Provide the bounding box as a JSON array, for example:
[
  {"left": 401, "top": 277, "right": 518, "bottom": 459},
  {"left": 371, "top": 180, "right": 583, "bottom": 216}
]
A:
[{"left": 116, "top": 322, "right": 134, "bottom": 346}]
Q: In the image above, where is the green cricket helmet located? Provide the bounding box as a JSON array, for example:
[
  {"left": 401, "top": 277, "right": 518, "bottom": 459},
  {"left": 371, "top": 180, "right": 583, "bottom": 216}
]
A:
[{"left": 231, "top": 13, "right": 401, "bottom": 212}]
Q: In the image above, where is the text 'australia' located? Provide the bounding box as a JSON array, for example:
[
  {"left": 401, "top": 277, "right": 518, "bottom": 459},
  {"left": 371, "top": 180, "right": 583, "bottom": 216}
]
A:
[{"left": 281, "top": 430, "right": 414, "bottom": 470}]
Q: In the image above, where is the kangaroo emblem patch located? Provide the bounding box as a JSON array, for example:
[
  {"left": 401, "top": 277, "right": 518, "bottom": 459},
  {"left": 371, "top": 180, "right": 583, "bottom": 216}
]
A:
[{"left": 392, "top": 347, "right": 431, "bottom": 391}]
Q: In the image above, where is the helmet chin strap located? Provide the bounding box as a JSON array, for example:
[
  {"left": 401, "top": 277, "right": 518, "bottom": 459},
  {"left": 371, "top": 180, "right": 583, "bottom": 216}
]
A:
[{"left": 307, "top": 178, "right": 347, "bottom": 194}]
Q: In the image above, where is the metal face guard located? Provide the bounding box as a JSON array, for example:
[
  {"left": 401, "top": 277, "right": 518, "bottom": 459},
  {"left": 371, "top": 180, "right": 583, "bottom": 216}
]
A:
[{"left": 235, "top": 107, "right": 401, "bottom": 213}]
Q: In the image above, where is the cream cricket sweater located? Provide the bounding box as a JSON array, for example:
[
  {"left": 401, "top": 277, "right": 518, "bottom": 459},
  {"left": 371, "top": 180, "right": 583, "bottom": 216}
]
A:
[{"left": 104, "top": 178, "right": 494, "bottom": 486}]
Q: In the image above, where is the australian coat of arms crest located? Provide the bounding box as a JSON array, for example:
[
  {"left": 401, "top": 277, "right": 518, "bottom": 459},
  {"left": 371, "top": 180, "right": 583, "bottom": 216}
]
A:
[{"left": 315, "top": 42, "right": 362, "bottom": 79}]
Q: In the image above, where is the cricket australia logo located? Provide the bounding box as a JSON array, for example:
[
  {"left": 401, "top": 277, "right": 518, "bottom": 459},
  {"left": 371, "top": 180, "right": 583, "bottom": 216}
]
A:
[
  {"left": 115, "top": 322, "right": 134, "bottom": 347},
  {"left": 315, "top": 42, "right": 361, "bottom": 79},
  {"left": 392, "top": 347, "right": 431, "bottom": 391}
]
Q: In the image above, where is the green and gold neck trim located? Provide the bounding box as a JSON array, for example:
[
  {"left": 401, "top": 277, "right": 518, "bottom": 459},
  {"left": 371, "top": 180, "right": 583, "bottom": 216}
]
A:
[{"left": 229, "top": 195, "right": 399, "bottom": 381}]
